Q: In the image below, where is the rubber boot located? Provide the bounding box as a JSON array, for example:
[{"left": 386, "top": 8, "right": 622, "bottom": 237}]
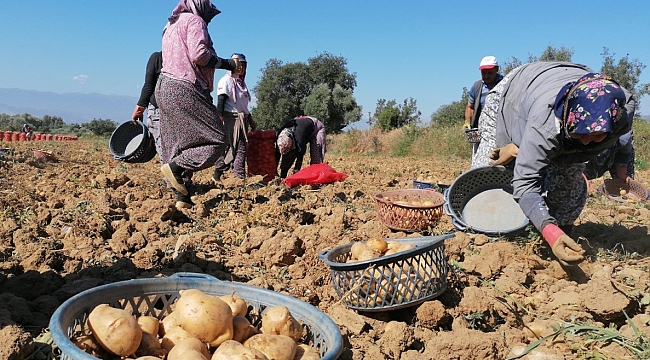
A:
[
  {"left": 175, "top": 189, "right": 194, "bottom": 210},
  {"left": 212, "top": 168, "right": 223, "bottom": 184},
  {"left": 161, "top": 161, "right": 187, "bottom": 195}
]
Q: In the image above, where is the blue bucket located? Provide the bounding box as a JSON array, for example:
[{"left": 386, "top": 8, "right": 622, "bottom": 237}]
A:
[{"left": 49, "top": 273, "right": 343, "bottom": 360}]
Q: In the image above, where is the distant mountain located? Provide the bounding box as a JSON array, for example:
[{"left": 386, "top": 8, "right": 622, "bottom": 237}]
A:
[{"left": 0, "top": 88, "right": 138, "bottom": 124}]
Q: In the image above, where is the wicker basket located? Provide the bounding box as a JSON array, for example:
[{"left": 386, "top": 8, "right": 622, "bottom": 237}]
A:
[
  {"left": 464, "top": 128, "right": 481, "bottom": 143},
  {"left": 599, "top": 178, "right": 648, "bottom": 203},
  {"left": 49, "top": 273, "right": 343, "bottom": 360},
  {"left": 374, "top": 189, "right": 445, "bottom": 232},
  {"left": 318, "top": 235, "right": 451, "bottom": 311}
]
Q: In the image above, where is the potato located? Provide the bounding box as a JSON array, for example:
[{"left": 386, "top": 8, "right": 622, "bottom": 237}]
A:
[
  {"left": 160, "top": 310, "right": 179, "bottom": 337},
  {"left": 220, "top": 293, "right": 249, "bottom": 317},
  {"left": 161, "top": 326, "right": 195, "bottom": 352},
  {"left": 350, "top": 241, "right": 368, "bottom": 260},
  {"left": 167, "top": 337, "right": 210, "bottom": 360},
  {"left": 244, "top": 334, "right": 297, "bottom": 360},
  {"left": 356, "top": 248, "right": 381, "bottom": 261},
  {"left": 523, "top": 320, "right": 556, "bottom": 340},
  {"left": 366, "top": 237, "right": 388, "bottom": 254},
  {"left": 73, "top": 333, "right": 105, "bottom": 357},
  {"left": 212, "top": 340, "right": 269, "bottom": 360},
  {"left": 87, "top": 304, "right": 143, "bottom": 356},
  {"left": 135, "top": 357, "right": 164, "bottom": 360},
  {"left": 293, "top": 344, "right": 320, "bottom": 360},
  {"left": 138, "top": 316, "right": 160, "bottom": 335},
  {"left": 233, "top": 316, "right": 259, "bottom": 343},
  {"left": 620, "top": 189, "right": 627, "bottom": 196},
  {"left": 175, "top": 289, "right": 234, "bottom": 346},
  {"left": 261, "top": 306, "right": 303, "bottom": 342},
  {"left": 135, "top": 332, "right": 166, "bottom": 358}
]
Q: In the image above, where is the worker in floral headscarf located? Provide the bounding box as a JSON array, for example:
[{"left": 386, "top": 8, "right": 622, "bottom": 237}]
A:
[
  {"left": 275, "top": 116, "right": 326, "bottom": 178},
  {"left": 156, "top": 0, "right": 239, "bottom": 209},
  {"left": 471, "top": 62, "right": 635, "bottom": 266},
  {"left": 213, "top": 53, "right": 257, "bottom": 181}
]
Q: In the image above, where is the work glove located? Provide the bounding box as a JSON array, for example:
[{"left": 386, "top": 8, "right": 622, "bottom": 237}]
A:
[
  {"left": 541, "top": 224, "right": 584, "bottom": 266},
  {"left": 489, "top": 143, "right": 519, "bottom": 166},
  {"left": 463, "top": 120, "right": 471, "bottom": 130},
  {"left": 132, "top": 105, "right": 146, "bottom": 123}
]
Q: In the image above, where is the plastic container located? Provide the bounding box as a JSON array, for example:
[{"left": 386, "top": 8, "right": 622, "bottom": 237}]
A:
[
  {"left": 374, "top": 189, "right": 445, "bottom": 232},
  {"left": 444, "top": 166, "right": 529, "bottom": 236},
  {"left": 318, "top": 235, "right": 452, "bottom": 311},
  {"left": 109, "top": 121, "right": 157, "bottom": 163},
  {"left": 246, "top": 129, "right": 277, "bottom": 182},
  {"left": 599, "top": 178, "right": 648, "bottom": 203},
  {"left": 49, "top": 273, "right": 343, "bottom": 360}
]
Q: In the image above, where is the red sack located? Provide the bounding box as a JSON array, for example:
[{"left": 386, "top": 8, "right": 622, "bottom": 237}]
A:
[
  {"left": 246, "top": 130, "right": 277, "bottom": 182},
  {"left": 283, "top": 163, "right": 349, "bottom": 188}
]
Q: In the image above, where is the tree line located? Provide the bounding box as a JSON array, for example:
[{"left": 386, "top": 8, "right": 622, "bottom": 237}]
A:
[{"left": 0, "top": 113, "right": 117, "bottom": 137}]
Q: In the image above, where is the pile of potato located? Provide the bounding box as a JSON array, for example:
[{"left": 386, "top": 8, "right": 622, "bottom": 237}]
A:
[
  {"left": 342, "top": 238, "right": 435, "bottom": 307},
  {"left": 72, "top": 289, "right": 321, "bottom": 360}
]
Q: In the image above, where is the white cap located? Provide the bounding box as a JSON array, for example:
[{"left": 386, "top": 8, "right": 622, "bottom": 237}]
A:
[{"left": 479, "top": 56, "right": 499, "bottom": 70}]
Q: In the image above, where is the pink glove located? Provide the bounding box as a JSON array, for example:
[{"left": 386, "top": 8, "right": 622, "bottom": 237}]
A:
[{"left": 542, "top": 224, "right": 585, "bottom": 266}]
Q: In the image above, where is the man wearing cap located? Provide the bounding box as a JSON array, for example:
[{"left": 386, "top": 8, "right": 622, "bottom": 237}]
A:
[{"left": 464, "top": 56, "right": 503, "bottom": 157}]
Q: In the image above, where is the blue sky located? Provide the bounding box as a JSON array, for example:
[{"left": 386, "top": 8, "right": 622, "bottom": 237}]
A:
[{"left": 1, "top": 0, "right": 649, "bottom": 128}]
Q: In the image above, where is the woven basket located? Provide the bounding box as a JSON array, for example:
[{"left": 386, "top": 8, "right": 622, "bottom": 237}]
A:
[
  {"left": 374, "top": 189, "right": 445, "bottom": 232},
  {"left": 33, "top": 149, "right": 56, "bottom": 161},
  {"left": 318, "top": 235, "right": 451, "bottom": 311},
  {"left": 598, "top": 178, "right": 648, "bottom": 203},
  {"left": 464, "top": 128, "right": 481, "bottom": 143},
  {"left": 49, "top": 273, "right": 343, "bottom": 360},
  {"left": 109, "top": 121, "right": 157, "bottom": 163}
]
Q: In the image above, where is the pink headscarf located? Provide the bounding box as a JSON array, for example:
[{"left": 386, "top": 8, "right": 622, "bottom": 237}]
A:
[
  {"left": 225, "top": 53, "right": 250, "bottom": 103},
  {"left": 169, "top": 0, "right": 221, "bottom": 25}
]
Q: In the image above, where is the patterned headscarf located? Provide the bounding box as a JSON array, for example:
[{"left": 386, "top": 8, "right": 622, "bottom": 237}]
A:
[
  {"left": 553, "top": 73, "right": 626, "bottom": 135},
  {"left": 169, "top": 0, "right": 221, "bottom": 25},
  {"left": 277, "top": 128, "right": 295, "bottom": 155}
]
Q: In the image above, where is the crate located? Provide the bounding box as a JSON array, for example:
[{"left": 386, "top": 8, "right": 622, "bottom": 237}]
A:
[
  {"left": 599, "top": 178, "right": 648, "bottom": 203},
  {"left": 49, "top": 273, "right": 343, "bottom": 360},
  {"left": 109, "top": 121, "right": 157, "bottom": 163},
  {"left": 318, "top": 235, "right": 451, "bottom": 312},
  {"left": 443, "top": 166, "right": 529, "bottom": 236},
  {"left": 374, "top": 189, "right": 445, "bottom": 232}
]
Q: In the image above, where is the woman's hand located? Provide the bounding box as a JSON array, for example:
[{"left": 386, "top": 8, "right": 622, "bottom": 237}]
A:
[
  {"left": 542, "top": 224, "right": 584, "bottom": 266},
  {"left": 489, "top": 143, "right": 519, "bottom": 166},
  {"left": 132, "top": 105, "right": 146, "bottom": 123}
]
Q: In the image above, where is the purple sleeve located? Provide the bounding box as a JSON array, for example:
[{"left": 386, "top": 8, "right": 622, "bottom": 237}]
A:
[{"left": 185, "top": 16, "right": 215, "bottom": 67}]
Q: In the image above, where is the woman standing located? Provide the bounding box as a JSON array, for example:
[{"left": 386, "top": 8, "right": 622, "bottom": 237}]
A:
[
  {"left": 156, "top": 0, "right": 239, "bottom": 209},
  {"left": 472, "top": 62, "right": 635, "bottom": 265},
  {"left": 275, "top": 116, "right": 326, "bottom": 179},
  {"left": 213, "top": 53, "right": 257, "bottom": 181}
]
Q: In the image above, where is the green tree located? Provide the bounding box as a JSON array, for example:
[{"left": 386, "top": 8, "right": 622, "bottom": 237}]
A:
[
  {"left": 85, "top": 118, "right": 117, "bottom": 136},
  {"left": 501, "top": 45, "right": 574, "bottom": 75},
  {"left": 252, "top": 52, "right": 362, "bottom": 133},
  {"left": 600, "top": 48, "right": 650, "bottom": 110},
  {"left": 430, "top": 88, "right": 469, "bottom": 127},
  {"left": 371, "top": 98, "right": 421, "bottom": 131}
]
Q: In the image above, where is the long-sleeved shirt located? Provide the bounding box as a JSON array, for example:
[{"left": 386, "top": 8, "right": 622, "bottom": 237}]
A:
[
  {"left": 496, "top": 62, "right": 635, "bottom": 230},
  {"left": 136, "top": 52, "right": 162, "bottom": 108}
]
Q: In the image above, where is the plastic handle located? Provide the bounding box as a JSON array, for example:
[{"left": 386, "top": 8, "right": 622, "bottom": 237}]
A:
[
  {"left": 443, "top": 202, "right": 454, "bottom": 216},
  {"left": 169, "top": 272, "right": 219, "bottom": 282},
  {"left": 317, "top": 250, "right": 330, "bottom": 261},
  {"left": 451, "top": 217, "right": 466, "bottom": 231}
]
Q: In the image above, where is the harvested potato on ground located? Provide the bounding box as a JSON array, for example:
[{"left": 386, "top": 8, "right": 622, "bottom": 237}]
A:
[
  {"left": 138, "top": 316, "right": 160, "bottom": 335},
  {"left": 135, "top": 332, "right": 166, "bottom": 358},
  {"left": 523, "top": 320, "right": 557, "bottom": 340},
  {"left": 161, "top": 326, "right": 195, "bottom": 352},
  {"left": 244, "top": 334, "right": 297, "bottom": 360},
  {"left": 167, "top": 337, "right": 210, "bottom": 360},
  {"left": 366, "top": 237, "right": 388, "bottom": 254},
  {"left": 233, "top": 316, "right": 259, "bottom": 343},
  {"left": 87, "top": 304, "right": 143, "bottom": 357},
  {"left": 220, "top": 293, "right": 249, "bottom": 317},
  {"left": 294, "top": 343, "right": 321, "bottom": 360},
  {"left": 261, "top": 306, "right": 303, "bottom": 342},
  {"left": 175, "top": 289, "right": 234, "bottom": 346},
  {"left": 211, "top": 340, "right": 269, "bottom": 360}
]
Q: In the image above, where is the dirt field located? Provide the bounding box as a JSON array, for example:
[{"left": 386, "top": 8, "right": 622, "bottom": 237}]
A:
[{"left": 1, "top": 139, "right": 649, "bottom": 360}]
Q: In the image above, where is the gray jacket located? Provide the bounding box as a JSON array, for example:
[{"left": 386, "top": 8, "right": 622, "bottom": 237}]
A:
[{"left": 496, "top": 62, "right": 635, "bottom": 200}]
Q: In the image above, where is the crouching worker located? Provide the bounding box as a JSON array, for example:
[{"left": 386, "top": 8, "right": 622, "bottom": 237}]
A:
[
  {"left": 471, "top": 62, "right": 636, "bottom": 266},
  {"left": 275, "top": 116, "right": 326, "bottom": 178}
]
